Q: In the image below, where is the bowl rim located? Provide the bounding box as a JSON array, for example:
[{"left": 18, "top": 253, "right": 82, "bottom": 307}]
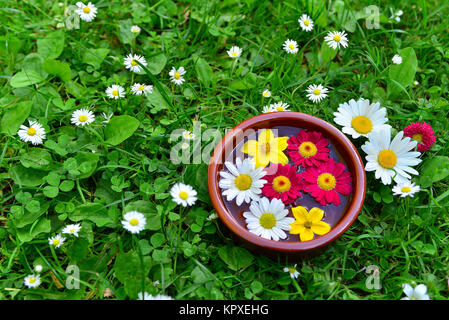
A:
[{"left": 207, "top": 111, "right": 366, "bottom": 253}]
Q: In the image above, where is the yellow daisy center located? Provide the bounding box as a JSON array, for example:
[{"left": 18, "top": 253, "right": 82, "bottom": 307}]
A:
[
  {"left": 70, "top": 228, "right": 76, "bottom": 233},
  {"left": 288, "top": 268, "right": 296, "bottom": 273},
  {"left": 179, "top": 191, "right": 189, "bottom": 200},
  {"left": 259, "top": 213, "right": 276, "bottom": 229},
  {"left": 235, "top": 174, "right": 252, "bottom": 191},
  {"left": 52, "top": 239, "right": 60, "bottom": 246},
  {"left": 232, "top": 52, "right": 237, "bottom": 56},
  {"left": 317, "top": 173, "right": 337, "bottom": 191},
  {"left": 401, "top": 186, "right": 411, "bottom": 193},
  {"left": 272, "top": 176, "right": 291, "bottom": 193},
  {"left": 333, "top": 34, "right": 341, "bottom": 42},
  {"left": 304, "top": 20, "right": 310, "bottom": 26},
  {"left": 129, "top": 218, "right": 139, "bottom": 226},
  {"left": 313, "top": 88, "right": 321, "bottom": 95},
  {"left": 83, "top": 6, "right": 90, "bottom": 13},
  {"left": 276, "top": 106, "right": 284, "bottom": 111},
  {"left": 27, "top": 127, "right": 36, "bottom": 136},
  {"left": 351, "top": 115, "right": 373, "bottom": 134},
  {"left": 174, "top": 72, "right": 181, "bottom": 79},
  {"left": 298, "top": 141, "right": 318, "bottom": 158},
  {"left": 378, "top": 150, "right": 397, "bottom": 169},
  {"left": 112, "top": 90, "right": 119, "bottom": 96},
  {"left": 131, "top": 60, "right": 138, "bottom": 66},
  {"left": 139, "top": 85, "right": 145, "bottom": 91},
  {"left": 263, "top": 92, "right": 270, "bottom": 97},
  {"left": 78, "top": 115, "right": 88, "bottom": 122},
  {"left": 412, "top": 133, "right": 423, "bottom": 142},
  {"left": 288, "top": 44, "right": 295, "bottom": 50},
  {"left": 29, "top": 277, "right": 36, "bottom": 283}
]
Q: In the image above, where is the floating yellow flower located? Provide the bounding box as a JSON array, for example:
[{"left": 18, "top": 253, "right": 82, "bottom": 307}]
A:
[
  {"left": 241, "top": 129, "right": 289, "bottom": 168},
  {"left": 289, "top": 206, "right": 331, "bottom": 241}
]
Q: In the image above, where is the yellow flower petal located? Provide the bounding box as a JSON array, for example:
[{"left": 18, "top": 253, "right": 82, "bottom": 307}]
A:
[
  {"left": 242, "top": 140, "right": 259, "bottom": 157},
  {"left": 255, "top": 151, "right": 270, "bottom": 168},
  {"left": 299, "top": 228, "right": 314, "bottom": 242},
  {"left": 258, "top": 129, "right": 274, "bottom": 145},
  {"left": 270, "top": 149, "right": 289, "bottom": 165},
  {"left": 308, "top": 207, "right": 324, "bottom": 223},
  {"left": 276, "top": 136, "right": 289, "bottom": 151},
  {"left": 289, "top": 223, "right": 306, "bottom": 235},
  {"left": 291, "top": 206, "right": 308, "bottom": 222},
  {"left": 311, "top": 221, "right": 331, "bottom": 235}
]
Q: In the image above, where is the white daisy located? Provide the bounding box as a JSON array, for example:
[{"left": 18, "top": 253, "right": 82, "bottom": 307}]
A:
[
  {"left": 271, "top": 102, "right": 290, "bottom": 112},
  {"left": 106, "top": 85, "right": 125, "bottom": 99},
  {"left": 283, "top": 39, "right": 298, "bottom": 54},
  {"left": 361, "top": 128, "right": 422, "bottom": 185},
  {"left": 124, "top": 53, "right": 147, "bottom": 73},
  {"left": 401, "top": 283, "right": 430, "bottom": 300},
  {"left": 182, "top": 130, "right": 195, "bottom": 140},
  {"left": 34, "top": 265, "right": 43, "bottom": 273},
  {"left": 17, "top": 120, "right": 46, "bottom": 145},
  {"left": 75, "top": 2, "right": 97, "bottom": 22},
  {"left": 62, "top": 224, "right": 82, "bottom": 237},
  {"left": 306, "top": 84, "right": 329, "bottom": 103},
  {"left": 390, "top": 9, "right": 403, "bottom": 22},
  {"left": 262, "top": 89, "right": 271, "bottom": 98},
  {"left": 324, "top": 31, "right": 349, "bottom": 50},
  {"left": 170, "top": 183, "right": 197, "bottom": 207},
  {"left": 71, "top": 108, "right": 95, "bottom": 127},
  {"left": 131, "top": 83, "right": 153, "bottom": 96},
  {"left": 283, "top": 264, "right": 300, "bottom": 279},
  {"left": 131, "top": 25, "right": 141, "bottom": 34},
  {"left": 48, "top": 234, "right": 66, "bottom": 249},
  {"left": 262, "top": 105, "right": 275, "bottom": 114},
  {"left": 333, "top": 98, "right": 390, "bottom": 139},
  {"left": 121, "top": 211, "right": 146, "bottom": 234},
  {"left": 392, "top": 181, "right": 420, "bottom": 198},
  {"left": 169, "top": 67, "right": 186, "bottom": 86},
  {"left": 298, "top": 14, "right": 314, "bottom": 32},
  {"left": 392, "top": 54, "right": 402, "bottom": 65},
  {"left": 101, "top": 112, "right": 113, "bottom": 124},
  {"left": 24, "top": 274, "right": 41, "bottom": 289},
  {"left": 227, "top": 46, "right": 242, "bottom": 58},
  {"left": 219, "top": 158, "right": 267, "bottom": 206},
  {"left": 138, "top": 292, "right": 173, "bottom": 300},
  {"left": 243, "top": 197, "right": 294, "bottom": 241}
]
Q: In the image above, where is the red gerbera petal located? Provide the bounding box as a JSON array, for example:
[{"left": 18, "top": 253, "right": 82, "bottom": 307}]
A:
[
  {"left": 262, "top": 163, "right": 303, "bottom": 205},
  {"left": 403, "top": 121, "right": 436, "bottom": 153},
  {"left": 287, "top": 130, "right": 330, "bottom": 168}
]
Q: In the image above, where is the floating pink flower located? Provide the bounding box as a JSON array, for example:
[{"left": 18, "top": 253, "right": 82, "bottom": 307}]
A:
[
  {"left": 287, "top": 130, "right": 330, "bottom": 168},
  {"left": 302, "top": 159, "right": 352, "bottom": 206},
  {"left": 262, "top": 164, "right": 303, "bottom": 205},
  {"left": 403, "top": 121, "right": 436, "bottom": 153}
]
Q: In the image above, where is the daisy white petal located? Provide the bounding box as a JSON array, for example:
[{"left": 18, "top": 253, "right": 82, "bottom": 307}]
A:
[
  {"left": 324, "top": 31, "right": 349, "bottom": 50},
  {"left": 24, "top": 274, "right": 41, "bottom": 288},
  {"left": 121, "top": 211, "right": 146, "bottom": 234},
  {"left": 71, "top": 108, "right": 95, "bottom": 126},
  {"left": 170, "top": 183, "right": 197, "bottom": 207},
  {"left": 124, "top": 53, "right": 147, "bottom": 73},
  {"left": 298, "top": 14, "right": 314, "bottom": 32},
  {"left": 17, "top": 120, "right": 46, "bottom": 145},
  {"left": 75, "top": 2, "right": 97, "bottom": 22},
  {"left": 306, "top": 84, "right": 329, "bottom": 103},
  {"left": 106, "top": 85, "right": 125, "bottom": 99},
  {"left": 283, "top": 39, "right": 298, "bottom": 54},
  {"left": 227, "top": 46, "right": 242, "bottom": 58},
  {"left": 169, "top": 67, "right": 186, "bottom": 86}
]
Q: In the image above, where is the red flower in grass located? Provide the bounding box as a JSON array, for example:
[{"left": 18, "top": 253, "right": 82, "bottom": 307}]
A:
[
  {"left": 303, "top": 159, "right": 352, "bottom": 206},
  {"left": 262, "top": 164, "right": 303, "bottom": 205},
  {"left": 287, "top": 130, "right": 330, "bottom": 168},
  {"left": 403, "top": 121, "right": 436, "bottom": 153}
]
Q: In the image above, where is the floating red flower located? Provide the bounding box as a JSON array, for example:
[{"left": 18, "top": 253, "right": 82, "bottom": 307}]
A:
[
  {"left": 287, "top": 130, "right": 330, "bottom": 168},
  {"left": 262, "top": 164, "right": 303, "bottom": 205},
  {"left": 403, "top": 121, "right": 436, "bottom": 153},
  {"left": 302, "top": 159, "right": 352, "bottom": 206}
]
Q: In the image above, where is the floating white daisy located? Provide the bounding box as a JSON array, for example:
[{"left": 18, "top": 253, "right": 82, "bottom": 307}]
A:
[
  {"left": 361, "top": 128, "right": 422, "bottom": 185},
  {"left": 17, "top": 120, "right": 46, "bottom": 145},
  {"left": 131, "top": 83, "right": 153, "bottom": 96},
  {"left": 324, "top": 31, "right": 349, "bottom": 50},
  {"left": 243, "top": 197, "right": 294, "bottom": 241},
  {"left": 283, "top": 264, "right": 300, "bottom": 279},
  {"left": 333, "top": 98, "right": 390, "bottom": 139},
  {"left": 24, "top": 274, "right": 41, "bottom": 289},
  {"left": 283, "top": 39, "right": 299, "bottom": 54},
  {"left": 75, "top": 2, "right": 97, "bottom": 22},
  {"left": 106, "top": 85, "right": 125, "bottom": 99},
  {"left": 306, "top": 84, "right": 329, "bottom": 103},
  {"left": 298, "top": 14, "right": 314, "bottom": 32},
  {"left": 124, "top": 53, "right": 147, "bottom": 73},
  {"left": 138, "top": 292, "right": 173, "bottom": 300},
  {"left": 71, "top": 108, "right": 95, "bottom": 127},
  {"left": 122, "top": 211, "right": 146, "bottom": 234},
  {"left": 182, "top": 130, "right": 195, "bottom": 140},
  {"left": 401, "top": 283, "right": 430, "bottom": 300},
  {"left": 219, "top": 158, "right": 267, "bottom": 206},
  {"left": 392, "top": 54, "right": 402, "bottom": 65},
  {"left": 262, "top": 89, "right": 271, "bottom": 98},
  {"left": 48, "top": 234, "right": 66, "bottom": 249},
  {"left": 170, "top": 183, "right": 197, "bottom": 207},
  {"left": 227, "top": 46, "right": 242, "bottom": 58},
  {"left": 262, "top": 105, "right": 275, "bottom": 113},
  {"left": 131, "top": 25, "right": 141, "bottom": 34},
  {"left": 271, "top": 102, "right": 290, "bottom": 112},
  {"left": 62, "top": 224, "right": 82, "bottom": 237},
  {"left": 169, "top": 67, "right": 186, "bottom": 86},
  {"left": 392, "top": 181, "right": 420, "bottom": 198}
]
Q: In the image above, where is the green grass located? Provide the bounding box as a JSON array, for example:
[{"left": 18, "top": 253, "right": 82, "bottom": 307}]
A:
[{"left": 0, "top": 0, "right": 449, "bottom": 300}]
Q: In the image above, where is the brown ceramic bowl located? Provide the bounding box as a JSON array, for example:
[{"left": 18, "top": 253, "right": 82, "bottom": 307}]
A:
[{"left": 207, "top": 112, "right": 366, "bottom": 258}]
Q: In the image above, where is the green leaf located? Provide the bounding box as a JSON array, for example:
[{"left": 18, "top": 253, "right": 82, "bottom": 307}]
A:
[
  {"left": 0, "top": 101, "right": 32, "bottom": 135},
  {"left": 20, "top": 148, "right": 53, "bottom": 170},
  {"left": 150, "top": 233, "right": 165, "bottom": 248},
  {"left": 146, "top": 52, "right": 167, "bottom": 75},
  {"left": 16, "top": 218, "right": 51, "bottom": 242},
  {"left": 45, "top": 171, "right": 60, "bottom": 187},
  {"left": 59, "top": 180, "right": 75, "bottom": 192},
  {"left": 117, "top": 20, "right": 134, "bottom": 44},
  {"left": 37, "top": 30, "right": 65, "bottom": 59},
  {"left": 387, "top": 47, "right": 418, "bottom": 96},
  {"left": 43, "top": 185, "right": 59, "bottom": 198},
  {"left": 68, "top": 238, "right": 90, "bottom": 262},
  {"left": 42, "top": 59, "right": 72, "bottom": 82},
  {"left": 195, "top": 57, "right": 213, "bottom": 87},
  {"left": 418, "top": 156, "right": 449, "bottom": 188},
  {"left": 320, "top": 40, "right": 338, "bottom": 65},
  {"left": 104, "top": 115, "right": 140, "bottom": 146},
  {"left": 82, "top": 48, "right": 110, "bottom": 69},
  {"left": 69, "top": 203, "right": 113, "bottom": 227},
  {"left": 74, "top": 152, "right": 99, "bottom": 179},
  {"left": 10, "top": 70, "right": 45, "bottom": 88},
  {"left": 9, "top": 165, "right": 47, "bottom": 187},
  {"left": 218, "top": 245, "right": 254, "bottom": 271}
]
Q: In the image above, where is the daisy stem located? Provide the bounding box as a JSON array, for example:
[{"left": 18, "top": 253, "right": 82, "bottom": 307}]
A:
[
  {"left": 291, "top": 278, "right": 305, "bottom": 299},
  {"left": 76, "top": 179, "right": 86, "bottom": 204}
]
